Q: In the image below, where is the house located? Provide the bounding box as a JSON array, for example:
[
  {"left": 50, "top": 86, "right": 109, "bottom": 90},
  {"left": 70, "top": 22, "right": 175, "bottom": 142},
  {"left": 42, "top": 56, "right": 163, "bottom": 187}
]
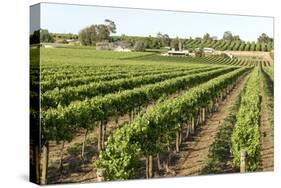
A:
[
  {"left": 96, "top": 42, "right": 111, "bottom": 50},
  {"left": 195, "top": 47, "right": 215, "bottom": 54},
  {"left": 162, "top": 41, "right": 189, "bottom": 56},
  {"left": 203, "top": 47, "right": 215, "bottom": 53},
  {"left": 66, "top": 39, "right": 81, "bottom": 45},
  {"left": 114, "top": 46, "right": 131, "bottom": 52},
  {"left": 96, "top": 41, "right": 131, "bottom": 51},
  {"left": 167, "top": 49, "right": 189, "bottom": 56}
]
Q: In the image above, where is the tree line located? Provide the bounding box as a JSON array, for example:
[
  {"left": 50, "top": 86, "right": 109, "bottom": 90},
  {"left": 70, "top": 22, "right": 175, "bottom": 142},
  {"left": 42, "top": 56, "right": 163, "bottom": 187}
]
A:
[{"left": 30, "top": 19, "right": 274, "bottom": 52}]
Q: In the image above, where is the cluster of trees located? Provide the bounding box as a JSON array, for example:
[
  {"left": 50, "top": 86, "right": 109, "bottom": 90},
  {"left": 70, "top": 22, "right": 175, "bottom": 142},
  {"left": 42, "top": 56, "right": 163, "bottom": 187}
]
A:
[
  {"left": 112, "top": 32, "right": 171, "bottom": 50},
  {"left": 112, "top": 31, "right": 273, "bottom": 52},
  {"left": 30, "top": 29, "right": 54, "bottom": 44},
  {"left": 78, "top": 19, "right": 116, "bottom": 46},
  {"left": 52, "top": 33, "right": 78, "bottom": 40},
  {"left": 31, "top": 21, "right": 274, "bottom": 52},
  {"left": 222, "top": 31, "right": 241, "bottom": 41},
  {"left": 257, "top": 33, "right": 274, "bottom": 43}
]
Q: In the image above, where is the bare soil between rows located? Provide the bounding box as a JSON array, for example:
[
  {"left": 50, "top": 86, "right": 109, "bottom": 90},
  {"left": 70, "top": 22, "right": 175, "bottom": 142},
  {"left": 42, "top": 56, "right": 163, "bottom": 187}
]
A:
[
  {"left": 166, "top": 74, "right": 249, "bottom": 177},
  {"left": 47, "top": 72, "right": 253, "bottom": 184},
  {"left": 258, "top": 71, "right": 274, "bottom": 171}
]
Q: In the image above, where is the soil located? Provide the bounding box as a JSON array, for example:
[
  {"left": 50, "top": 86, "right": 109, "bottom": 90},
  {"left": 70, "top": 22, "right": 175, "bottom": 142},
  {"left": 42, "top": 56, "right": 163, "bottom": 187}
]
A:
[
  {"left": 47, "top": 113, "right": 131, "bottom": 184},
  {"left": 47, "top": 71, "right": 262, "bottom": 183},
  {"left": 166, "top": 74, "right": 249, "bottom": 177},
  {"left": 47, "top": 84, "right": 188, "bottom": 184},
  {"left": 258, "top": 72, "right": 274, "bottom": 171}
]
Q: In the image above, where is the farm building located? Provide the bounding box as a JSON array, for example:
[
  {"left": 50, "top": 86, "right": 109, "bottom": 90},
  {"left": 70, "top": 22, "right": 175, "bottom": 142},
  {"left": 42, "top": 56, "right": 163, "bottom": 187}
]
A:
[
  {"left": 167, "top": 49, "right": 189, "bottom": 56},
  {"left": 66, "top": 39, "right": 81, "bottom": 45},
  {"left": 162, "top": 41, "right": 189, "bottom": 56},
  {"left": 195, "top": 47, "right": 215, "bottom": 54},
  {"left": 96, "top": 41, "right": 131, "bottom": 51}
]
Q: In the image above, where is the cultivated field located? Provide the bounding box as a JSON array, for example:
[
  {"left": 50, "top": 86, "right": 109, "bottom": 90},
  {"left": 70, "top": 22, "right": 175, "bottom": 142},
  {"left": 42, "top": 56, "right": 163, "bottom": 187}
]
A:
[{"left": 31, "top": 47, "right": 274, "bottom": 184}]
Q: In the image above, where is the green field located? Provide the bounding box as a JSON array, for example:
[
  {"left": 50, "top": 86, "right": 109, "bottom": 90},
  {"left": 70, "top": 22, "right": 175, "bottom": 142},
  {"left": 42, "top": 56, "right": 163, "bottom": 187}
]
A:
[{"left": 30, "top": 47, "right": 274, "bottom": 184}]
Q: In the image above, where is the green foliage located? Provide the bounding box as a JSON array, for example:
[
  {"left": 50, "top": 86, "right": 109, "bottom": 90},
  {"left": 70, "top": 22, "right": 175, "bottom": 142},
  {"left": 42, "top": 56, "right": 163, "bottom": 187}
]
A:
[
  {"left": 250, "top": 41, "right": 256, "bottom": 51},
  {"left": 239, "top": 42, "right": 245, "bottom": 51},
  {"left": 52, "top": 33, "right": 78, "bottom": 40},
  {"left": 257, "top": 33, "right": 273, "bottom": 43},
  {"left": 96, "top": 124, "right": 141, "bottom": 180},
  {"left": 30, "top": 29, "right": 54, "bottom": 44},
  {"left": 182, "top": 35, "right": 272, "bottom": 52},
  {"left": 261, "top": 43, "right": 267, "bottom": 52},
  {"left": 223, "top": 31, "right": 233, "bottom": 41},
  {"left": 255, "top": 42, "right": 261, "bottom": 51},
  {"left": 30, "top": 30, "right": 40, "bottom": 44},
  {"left": 97, "top": 67, "right": 248, "bottom": 179},
  {"left": 78, "top": 19, "right": 116, "bottom": 45},
  {"left": 40, "top": 29, "right": 55, "bottom": 43},
  {"left": 263, "top": 66, "right": 273, "bottom": 80},
  {"left": 231, "top": 67, "right": 261, "bottom": 171},
  {"left": 244, "top": 42, "right": 251, "bottom": 51},
  {"left": 42, "top": 67, "right": 236, "bottom": 143}
]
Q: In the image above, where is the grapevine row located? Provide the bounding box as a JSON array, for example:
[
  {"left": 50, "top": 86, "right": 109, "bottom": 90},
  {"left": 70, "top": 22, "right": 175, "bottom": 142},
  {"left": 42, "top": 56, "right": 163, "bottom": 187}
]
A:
[
  {"left": 96, "top": 67, "right": 249, "bottom": 180},
  {"left": 231, "top": 67, "right": 261, "bottom": 171},
  {"left": 41, "top": 66, "right": 238, "bottom": 143},
  {"left": 41, "top": 66, "right": 222, "bottom": 108},
  {"left": 41, "top": 66, "right": 201, "bottom": 92}
]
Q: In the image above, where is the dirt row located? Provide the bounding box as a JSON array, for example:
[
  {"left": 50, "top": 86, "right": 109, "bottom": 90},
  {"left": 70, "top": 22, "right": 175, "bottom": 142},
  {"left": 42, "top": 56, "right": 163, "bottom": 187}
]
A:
[
  {"left": 47, "top": 68, "right": 273, "bottom": 184},
  {"left": 166, "top": 74, "right": 249, "bottom": 176},
  {"left": 47, "top": 81, "right": 188, "bottom": 184},
  {"left": 258, "top": 70, "right": 274, "bottom": 171}
]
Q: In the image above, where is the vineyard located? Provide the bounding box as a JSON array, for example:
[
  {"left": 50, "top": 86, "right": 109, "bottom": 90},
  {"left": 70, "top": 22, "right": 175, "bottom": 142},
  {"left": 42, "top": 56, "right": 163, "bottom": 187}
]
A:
[
  {"left": 184, "top": 38, "right": 274, "bottom": 52},
  {"left": 31, "top": 47, "right": 274, "bottom": 184}
]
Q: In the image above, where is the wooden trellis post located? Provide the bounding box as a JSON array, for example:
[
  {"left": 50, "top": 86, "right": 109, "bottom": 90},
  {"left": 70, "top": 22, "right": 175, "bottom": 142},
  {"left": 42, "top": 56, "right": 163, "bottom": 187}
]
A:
[
  {"left": 191, "top": 117, "right": 195, "bottom": 134},
  {"left": 146, "top": 155, "right": 153, "bottom": 178},
  {"left": 240, "top": 150, "right": 246, "bottom": 173},
  {"left": 176, "top": 131, "right": 180, "bottom": 153},
  {"left": 202, "top": 108, "right": 206, "bottom": 123}
]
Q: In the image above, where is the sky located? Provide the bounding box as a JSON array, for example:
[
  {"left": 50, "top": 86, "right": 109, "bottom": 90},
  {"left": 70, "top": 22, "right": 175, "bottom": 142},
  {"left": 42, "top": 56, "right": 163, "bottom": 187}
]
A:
[{"left": 34, "top": 3, "right": 274, "bottom": 41}]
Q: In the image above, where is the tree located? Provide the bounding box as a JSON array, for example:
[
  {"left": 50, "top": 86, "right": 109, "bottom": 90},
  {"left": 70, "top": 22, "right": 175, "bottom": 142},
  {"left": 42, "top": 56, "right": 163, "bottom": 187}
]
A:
[
  {"left": 233, "top": 35, "right": 241, "bottom": 41},
  {"left": 162, "top": 34, "right": 171, "bottom": 47},
  {"left": 156, "top": 32, "right": 170, "bottom": 47},
  {"left": 78, "top": 19, "right": 117, "bottom": 46},
  {"left": 30, "top": 29, "right": 54, "bottom": 44},
  {"left": 257, "top": 33, "right": 273, "bottom": 43},
  {"left": 171, "top": 37, "right": 180, "bottom": 50},
  {"left": 30, "top": 30, "right": 40, "bottom": 44},
  {"left": 40, "top": 29, "right": 54, "bottom": 43},
  {"left": 223, "top": 31, "right": 233, "bottom": 41},
  {"left": 203, "top": 33, "right": 210, "bottom": 40},
  {"left": 104, "top": 19, "right": 116, "bottom": 34},
  {"left": 152, "top": 38, "right": 161, "bottom": 49},
  {"left": 144, "top": 35, "right": 153, "bottom": 49}
]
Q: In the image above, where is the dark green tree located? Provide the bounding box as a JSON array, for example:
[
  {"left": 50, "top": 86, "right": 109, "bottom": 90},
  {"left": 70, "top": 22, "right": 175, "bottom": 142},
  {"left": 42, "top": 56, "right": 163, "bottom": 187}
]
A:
[
  {"left": 40, "top": 29, "right": 54, "bottom": 43},
  {"left": 203, "top": 33, "right": 210, "bottom": 40},
  {"left": 223, "top": 31, "right": 233, "bottom": 41},
  {"left": 78, "top": 19, "right": 116, "bottom": 46},
  {"left": 257, "top": 33, "right": 273, "bottom": 43}
]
